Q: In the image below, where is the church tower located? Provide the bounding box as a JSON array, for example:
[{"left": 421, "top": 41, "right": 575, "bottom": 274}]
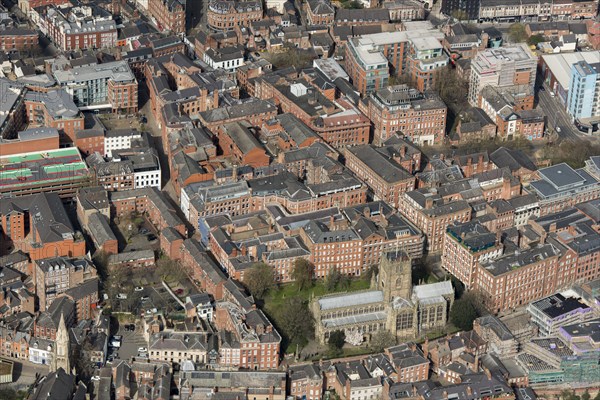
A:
[
  {"left": 52, "top": 313, "right": 70, "bottom": 373},
  {"left": 378, "top": 250, "right": 412, "bottom": 303},
  {"left": 379, "top": 250, "right": 418, "bottom": 339}
]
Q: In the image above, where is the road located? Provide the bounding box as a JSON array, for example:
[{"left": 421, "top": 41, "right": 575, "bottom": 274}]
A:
[
  {"left": 110, "top": 320, "right": 147, "bottom": 362},
  {"left": 536, "top": 84, "right": 582, "bottom": 143}
]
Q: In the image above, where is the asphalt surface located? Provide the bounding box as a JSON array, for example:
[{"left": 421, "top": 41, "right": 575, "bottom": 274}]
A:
[
  {"left": 110, "top": 320, "right": 147, "bottom": 363},
  {"left": 536, "top": 84, "right": 583, "bottom": 143},
  {"left": 6, "top": 357, "right": 50, "bottom": 389}
]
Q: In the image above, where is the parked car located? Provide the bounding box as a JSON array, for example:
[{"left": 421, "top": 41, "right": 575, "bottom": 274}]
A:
[
  {"left": 117, "top": 293, "right": 128, "bottom": 300},
  {"left": 134, "top": 286, "right": 144, "bottom": 292},
  {"left": 138, "top": 347, "right": 147, "bottom": 353}
]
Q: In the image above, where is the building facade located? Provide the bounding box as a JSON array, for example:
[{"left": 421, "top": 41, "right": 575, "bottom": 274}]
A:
[{"left": 567, "top": 60, "right": 600, "bottom": 120}]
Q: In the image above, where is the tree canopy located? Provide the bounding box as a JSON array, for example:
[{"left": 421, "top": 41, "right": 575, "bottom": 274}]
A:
[
  {"left": 267, "top": 45, "right": 315, "bottom": 70},
  {"left": 291, "top": 258, "right": 313, "bottom": 291},
  {"left": 508, "top": 23, "right": 528, "bottom": 43},
  {"left": 329, "top": 330, "right": 346, "bottom": 351},
  {"left": 527, "top": 34, "right": 546, "bottom": 46},
  {"left": 370, "top": 330, "right": 396, "bottom": 352},
  {"left": 450, "top": 292, "right": 482, "bottom": 330},
  {"left": 277, "top": 296, "right": 315, "bottom": 345},
  {"left": 244, "top": 262, "right": 274, "bottom": 299}
]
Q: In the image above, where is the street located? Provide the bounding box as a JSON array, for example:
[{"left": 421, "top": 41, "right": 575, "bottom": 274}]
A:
[{"left": 536, "top": 82, "right": 582, "bottom": 143}]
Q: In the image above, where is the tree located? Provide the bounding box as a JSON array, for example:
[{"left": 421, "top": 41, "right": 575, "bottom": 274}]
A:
[
  {"left": 433, "top": 66, "right": 469, "bottom": 128},
  {"left": 267, "top": 44, "right": 315, "bottom": 70},
  {"left": 0, "top": 388, "right": 19, "bottom": 400},
  {"left": 560, "top": 390, "right": 581, "bottom": 400},
  {"left": 508, "top": 23, "right": 527, "bottom": 43},
  {"left": 291, "top": 258, "right": 313, "bottom": 292},
  {"left": 277, "top": 296, "right": 314, "bottom": 345},
  {"left": 370, "top": 330, "right": 396, "bottom": 352},
  {"left": 527, "top": 34, "right": 546, "bottom": 46},
  {"left": 329, "top": 330, "right": 346, "bottom": 351},
  {"left": 582, "top": 391, "right": 591, "bottom": 400},
  {"left": 450, "top": 293, "right": 479, "bottom": 330},
  {"left": 542, "top": 140, "right": 600, "bottom": 169},
  {"left": 157, "top": 256, "right": 186, "bottom": 283},
  {"left": 451, "top": 10, "right": 469, "bottom": 21},
  {"left": 341, "top": 0, "right": 363, "bottom": 8},
  {"left": 243, "top": 262, "right": 274, "bottom": 299},
  {"left": 450, "top": 276, "right": 465, "bottom": 299},
  {"left": 412, "top": 256, "right": 435, "bottom": 285},
  {"left": 338, "top": 274, "right": 351, "bottom": 290},
  {"left": 92, "top": 250, "right": 110, "bottom": 281},
  {"left": 363, "top": 265, "right": 378, "bottom": 282},
  {"left": 325, "top": 267, "right": 341, "bottom": 292}
]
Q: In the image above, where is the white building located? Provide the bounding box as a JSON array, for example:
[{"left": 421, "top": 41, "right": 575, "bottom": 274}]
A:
[
  {"left": 265, "top": 0, "right": 287, "bottom": 13},
  {"left": 186, "top": 293, "right": 214, "bottom": 322},
  {"left": 527, "top": 293, "right": 595, "bottom": 337},
  {"left": 104, "top": 129, "right": 143, "bottom": 158},
  {"left": 29, "top": 338, "right": 53, "bottom": 366},
  {"left": 149, "top": 332, "right": 208, "bottom": 364},
  {"left": 203, "top": 47, "right": 244, "bottom": 73}
]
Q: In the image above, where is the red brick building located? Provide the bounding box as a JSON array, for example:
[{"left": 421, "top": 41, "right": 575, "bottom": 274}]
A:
[
  {"left": 345, "top": 144, "right": 416, "bottom": 208},
  {"left": 180, "top": 239, "right": 227, "bottom": 300},
  {"left": 365, "top": 85, "right": 447, "bottom": 146},
  {"left": 44, "top": 6, "right": 117, "bottom": 51},
  {"left": 442, "top": 221, "right": 504, "bottom": 290},
  {"left": 0, "top": 193, "right": 86, "bottom": 262},
  {"left": 24, "top": 90, "right": 84, "bottom": 145},
  {"left": 0, "top": 28, "right": 38, "bottom": 51},
  {"left": 217, "top": 121, "right": 270, "bottom": 168},
  {"left": 0, "top": 127, "right": 59, "bottom": 157},
  {"left": 305, "top": 0, "right": 334, "bottom": 25},
  {"left": 198, "top": 99, "right": 277, "bottom": 133},
  {"left": 311, "top": 110, "right": 370, "bottom": 149},
  {"left": 207, "top": 0, "right": 262, "bottom": 32},
  {"left": 19, "top": 0, "right": 69, "bottom": 13},
  {"left": 108, "top": 188, "right": 187, "bottom": 237},
  {"left": 148, "top": 0, "right": 186, "bottom": 35},
  {"left": 214, "top": 303, "right": 281, "bottom": 370},
  {"left": 75, "top": 129, "right": 105, "bottom": 157}
]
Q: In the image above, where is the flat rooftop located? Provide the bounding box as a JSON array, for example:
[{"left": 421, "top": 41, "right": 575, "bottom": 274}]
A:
[
  {"left": 0, "top": 148, "right": 88, "bottom": 188},
  {"left": 542, "top": 51, "right": 600, "bottom": 91},
  {"left": 530, "top": 163, "right": 599, "bottom": 199},
  {"left": 54, "top": 61, "right": 135, "bottom": 84}
]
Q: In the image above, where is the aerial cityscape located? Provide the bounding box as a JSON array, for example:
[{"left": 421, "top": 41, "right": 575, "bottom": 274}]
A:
[{"left": 0, "top": 0, "right": 600, "bottom": 399}]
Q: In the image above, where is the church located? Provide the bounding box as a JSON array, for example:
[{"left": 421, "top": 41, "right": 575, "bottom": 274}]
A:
[{"left": 311, "top": 250, "right": 454, "bottom": 344}]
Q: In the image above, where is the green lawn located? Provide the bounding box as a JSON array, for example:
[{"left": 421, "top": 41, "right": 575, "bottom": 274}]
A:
[
  {"left": 264, "top": 279, "right": 371, "bottom": 309},
  {"left": 262, "top": 279, "right": 372, "bottom": 353}
]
